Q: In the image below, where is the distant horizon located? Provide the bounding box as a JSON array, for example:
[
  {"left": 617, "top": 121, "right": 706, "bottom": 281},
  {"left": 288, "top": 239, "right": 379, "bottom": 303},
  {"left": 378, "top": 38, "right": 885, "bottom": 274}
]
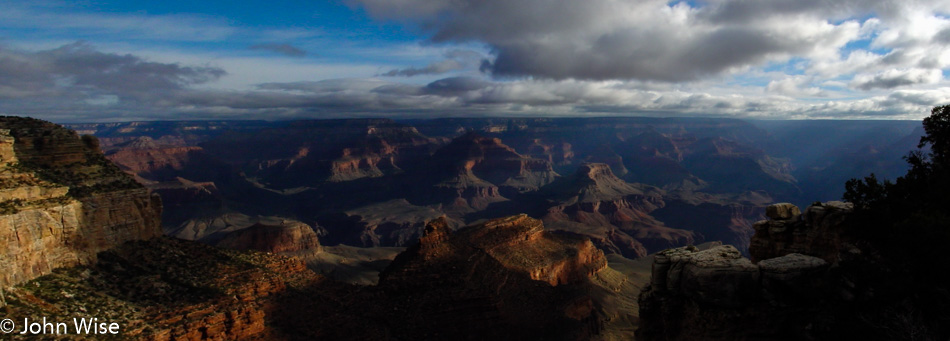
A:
[
  {"left": 1, "top": 0, "right": 948, "bottom": 122},
  {"left": 46, "top": 115, "right": 924, "bottom": 125}
]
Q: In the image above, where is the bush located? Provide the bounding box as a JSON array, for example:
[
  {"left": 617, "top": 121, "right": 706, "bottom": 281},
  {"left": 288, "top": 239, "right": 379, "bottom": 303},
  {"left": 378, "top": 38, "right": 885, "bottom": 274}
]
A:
[{"left": 842, "top": 104, "right": 950, "bottom": 338}]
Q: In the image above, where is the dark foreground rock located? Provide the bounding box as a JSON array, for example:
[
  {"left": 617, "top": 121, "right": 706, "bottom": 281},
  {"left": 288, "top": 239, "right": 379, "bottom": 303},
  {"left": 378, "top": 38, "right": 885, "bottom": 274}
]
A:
[{"left": 637, "top": 202, "right": 927, "bottom": 340}]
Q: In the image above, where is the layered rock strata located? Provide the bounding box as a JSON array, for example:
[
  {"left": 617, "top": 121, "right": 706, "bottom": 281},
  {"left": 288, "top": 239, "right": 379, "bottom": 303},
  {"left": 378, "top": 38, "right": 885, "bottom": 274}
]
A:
[
  {"left": 370, "top": 215, "right": 610, "bottom": 340},
  {"left": 1, "top": 237, "right": 320, "bottom": 341},
  {"left": 542, "top": 163, "right": 696, "bottom": 258},
  {"left": 216, "top": 220, "right": 322, "bottom": 254},
  {"left": 0, "top": 118, "right": 162, "bottom": 287},
  {"left": 5, "top": 215, "right": 621, "bottom": 340}
]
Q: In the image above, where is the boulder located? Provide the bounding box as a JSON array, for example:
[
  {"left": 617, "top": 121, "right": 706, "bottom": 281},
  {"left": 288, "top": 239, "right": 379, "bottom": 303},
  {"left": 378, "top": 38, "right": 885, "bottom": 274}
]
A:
[{"left": 765, "top": 202, "right": 801, "bottom": 220}]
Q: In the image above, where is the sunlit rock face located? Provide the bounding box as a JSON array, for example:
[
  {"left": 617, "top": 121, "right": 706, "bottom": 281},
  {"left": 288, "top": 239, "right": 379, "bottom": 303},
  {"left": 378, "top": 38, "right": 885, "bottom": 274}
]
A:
[{"left": 0, "top": 117, "right": 162, "bottom": 287}]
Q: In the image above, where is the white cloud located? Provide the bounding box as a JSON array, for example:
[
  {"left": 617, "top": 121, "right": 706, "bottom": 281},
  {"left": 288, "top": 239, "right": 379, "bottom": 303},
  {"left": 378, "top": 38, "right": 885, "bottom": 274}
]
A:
[{"left": 767, "top": 76, "right": 828, "bottom": 97}]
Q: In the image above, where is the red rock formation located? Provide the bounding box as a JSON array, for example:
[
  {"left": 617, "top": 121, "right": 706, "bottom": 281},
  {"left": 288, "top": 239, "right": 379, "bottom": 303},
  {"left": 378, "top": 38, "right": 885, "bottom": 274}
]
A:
[
  {"left": 525, "top": 139, "right": 574, "bottom": 165},
  {"left": 107, "top": 145, "right": 205, "bottom": 176},
  {"left": 541, "top": 163, "right": 696, "bottom": 258},
  {"left": 4, "top": 214, "right": 622, "bottom": 341},
  {"left": 201, "top": 119, "right": 442, "bottom": 188},
  {"left": 216, "top": 221, "right": 322, "bottom": 254},
  {"left": 367, "top": 215, "right": 610, "bottom": 340},
  {"left": 426, "top": 133, "right": 560, "bottom": 212},
  {"left": 2, "top": 237, "right": 320, "bottom": 341},
  {"left": 453, "top": 214, "right": 608, "bottom": 285}
]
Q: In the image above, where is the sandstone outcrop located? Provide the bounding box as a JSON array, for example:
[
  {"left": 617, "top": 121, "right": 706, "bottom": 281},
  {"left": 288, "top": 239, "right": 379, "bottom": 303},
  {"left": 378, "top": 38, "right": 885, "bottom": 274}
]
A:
[
  {"left": 1, "top": 237, "right": 320, "bottom": 341},
  {"left": 216, "top": 220, "right": 322, "bottom": 254},
  {"left": 370, "top": 215, "right": 610, "bottom": 339},
  {"left": 5, "top": 214, "right": 622, "bottom": 340},
  {"left": 383, "top": 214, "right": 608, "bottom": 286},
  {"left": 637, "top": 202, "right": 863, "bottom": 340},
  {"left": 106, "top": 144, "right": 206, "bottom": 177},
  {"left": 0, "top": 117, "right": 162, "bottom": 287},
  {"left": 750, "top": 201, "right": 852, "bottom": 262},
  {"left": 638, "top": 244, "right": 829, "bottom": 339}
]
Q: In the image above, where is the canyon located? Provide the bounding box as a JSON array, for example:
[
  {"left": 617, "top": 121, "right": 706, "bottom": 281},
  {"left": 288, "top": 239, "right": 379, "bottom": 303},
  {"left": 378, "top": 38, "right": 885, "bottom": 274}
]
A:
[
  {"left": 0, "top": 115, "right": 930, "bottom": 340},
  {"left": 0, "top": 118, "right": 628, "bottom": 340},
  {"left": 81, "top": 117, "right": 904, "bottom": 261}
]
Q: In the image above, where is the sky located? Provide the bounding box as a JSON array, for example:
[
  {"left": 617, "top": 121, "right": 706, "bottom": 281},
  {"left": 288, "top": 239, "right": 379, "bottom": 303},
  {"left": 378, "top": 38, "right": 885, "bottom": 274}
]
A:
[{"left": 1, "top": 0, "right": 949, "bottom": 122}]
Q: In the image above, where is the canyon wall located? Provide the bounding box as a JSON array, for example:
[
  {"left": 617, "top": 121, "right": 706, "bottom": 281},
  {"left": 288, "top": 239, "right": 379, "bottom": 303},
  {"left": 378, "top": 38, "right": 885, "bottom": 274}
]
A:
[{"left": 0, "top": 118, "right": 162, "bottom": 288}]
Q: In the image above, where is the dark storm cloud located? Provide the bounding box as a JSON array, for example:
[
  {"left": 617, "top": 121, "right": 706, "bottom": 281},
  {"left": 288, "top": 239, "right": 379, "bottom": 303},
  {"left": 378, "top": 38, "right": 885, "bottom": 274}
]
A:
[
  {"left": 349, "top": 0, "right": 950, "bottom": 82},
  {"left": 248, "top": 43, "right": 307, "bottom": 57},
  {"left": 851, "top": 69, "right": 942, "bottom": 90},
  {"left": 423, "top": 77, "right": 490, "bottom": 95},
  {"left": 349, "top": 0, "right": 860, "bottom": 81},
  {"left": 699, "top": 0, "right": 874, "bottom": 23},
  {"left": 487, "top": 25, "right": 802, "bottom": 81}
]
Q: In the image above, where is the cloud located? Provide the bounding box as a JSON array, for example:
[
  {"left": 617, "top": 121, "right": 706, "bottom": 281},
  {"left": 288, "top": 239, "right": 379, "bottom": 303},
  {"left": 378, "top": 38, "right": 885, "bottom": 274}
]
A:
[
  {"left": 350, "top": 0, "right": 868, "bottom": 81},
  {"left": 249, "top": 43, "right": 307, "bottom": 57},
  {"left": 381, "top": 49, "right": 485, "bottom": 77},
  {"left": 159, "top": 75, "right": 950, "bottom": 121},
  {"left": 348, "top": 0, "right": 950, "bottom": 88},
  {"left": 851, "top": 68, "right": 943, "bottom": 90},
  {"left": 0, "top": 43, "right": 943, "bottom": 122},
  {"left": 382, "top": 59, "right": 463, "bottom": 76},
  {"left": 767, "top": 76, "right": 828, "bottom": 97},
  {"left": 0, "top": 42, "right": 225, "bottom": 120},
  {"left": 935, "top": 27, "right": 950, "bottom": 44}
]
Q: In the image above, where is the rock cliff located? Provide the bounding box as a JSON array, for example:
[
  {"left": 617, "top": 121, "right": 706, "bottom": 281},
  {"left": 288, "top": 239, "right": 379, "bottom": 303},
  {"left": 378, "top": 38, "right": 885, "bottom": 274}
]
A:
[
  {"left": 1, "top": 237, "right": 320, "bottom": 341},
  {"left": 0, "top": 117, "right": 162, "bottom": 287},
  {"left": 636, "top": 202, "right": 875, "bottom": 340},
  {"left": 200, "top": 119, "right": 442, "bottom": 189},
  {"left": 637, "top": 244, "right": 829, "bottom": 340},
  {"left": 369, "top": 214, "right": 610, "bottom": 340},
  {"left": 215, "top": 220, "right": 322, "bottom": 255},
  {"left": 749, "top": 201, "right": 853, "bottom": 262},
  {"left": 4, "top": 215, "right": 626, "bottom": 340},
  {"left": 425, "top": 133, "right": 559, "bottom": 213}
]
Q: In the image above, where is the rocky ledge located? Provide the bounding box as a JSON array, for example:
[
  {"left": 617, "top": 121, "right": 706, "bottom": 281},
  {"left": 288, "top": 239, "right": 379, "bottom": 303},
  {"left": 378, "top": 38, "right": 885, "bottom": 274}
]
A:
[
  {"left": 3, "top": 214, "right": 622, "bottom": 340},
  {"left": 637, "top": 201, "right": 867, "bottom": 340}
]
